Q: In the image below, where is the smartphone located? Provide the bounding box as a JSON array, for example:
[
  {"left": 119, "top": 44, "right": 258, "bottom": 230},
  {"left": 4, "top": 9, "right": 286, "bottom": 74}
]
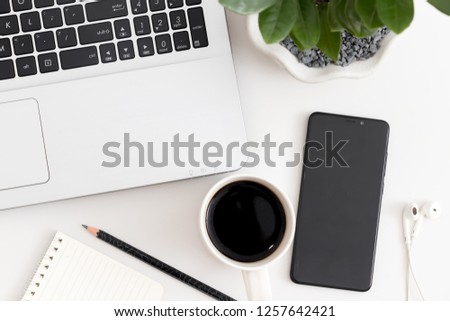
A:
[{"left": 290, "top": 112, "right": 389, "bottom": 291}]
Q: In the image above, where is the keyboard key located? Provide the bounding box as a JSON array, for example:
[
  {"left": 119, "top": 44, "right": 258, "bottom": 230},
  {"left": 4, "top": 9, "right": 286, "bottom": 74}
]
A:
[
  {"left": 78, "top": 22, "right": 113, "bottom": 45},
  {"left": 114, "top": 19, "right": 131, "bottom": 39},
  {"left": 173, "top": 31, "right": 190, "bottom": 51},
  {"left": 42, "top": 8, "right": 63, "bottom": 29},
  {"left": 117, "top": 40, "right": 135, "bottom": 60},
  {"left": 131, "top": 0, "right": 147, "bottom": 14},
  {"left": 152, "top": 13, "right": 169, "bottom": 33},
  {"left": 186, "top": 0, "right": 201, "bottom": 5},
  {"left": 64, "top": 5, "right": 85, "bottom": 25},
  {"left": 170, "top": 10, "right": 187, "bottom": 30},
  {"left": 35, "top": 0, "right": 55, "bottom": 8},
  {"left": 0, "top": 60, "right": 15, "bottom": 80},
  {"left": 168, "top": 0, "right": 183, "bottom": 9},
  {"left": 137, "top": 37, "right": 154, "bottom": 57},
  {"left": 12, "top": 0, "right": 32, "bottom": 12},
  {"left": 188, "top": 7, "right": 208, "bottom": 48},
  {"left": 60, "top": 46, "right": 99, "bottom": 70},
  {"left": 13, "top": 35, "right": 34, "bottom": 55},
  {"left": 134, "top": 16, "right": 151, "bottom": 36},
  {"left": 56, "top": 28, "right": 77, "bottom": 48},
  {"left": 57, "top": 0, "right": 75, "bottom": 4},
  {"left": 0, "top": 1, "right": 11, "bottom": 14},
  {"left": 35, "top": 31, "right": 56, "bottom": 52},
  {"left": 0, "top": 16, "right": 20, "bottom": 36},
  {"left": 0, "top": 38, "right": 12, "bottom": 58},
  {"left": 21, "top": 12, "right": 42, "bottom": 32},
  {"left": 155, "top": 34, "right": 172, "bottom": 54},
  {"left": 16, "top": 56, "right": 37, "bottom": 77},
  {"left": 38, "top": 52, "right": 59, "bottom": 73},
  {"left": 86, "top": 0, "right": 128, "bottom": 22},
  {"left": 99, "top": 43, "right": 117, "bottom": 63},
  {"left": 149, "top": 0, "right": 165, "bottom": 12}
]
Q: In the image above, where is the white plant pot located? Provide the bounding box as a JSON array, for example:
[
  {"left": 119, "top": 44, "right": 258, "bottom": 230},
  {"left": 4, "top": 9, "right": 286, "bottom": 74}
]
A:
[{"left": 247, "top": 14, "right": 396, "bottom": 83}]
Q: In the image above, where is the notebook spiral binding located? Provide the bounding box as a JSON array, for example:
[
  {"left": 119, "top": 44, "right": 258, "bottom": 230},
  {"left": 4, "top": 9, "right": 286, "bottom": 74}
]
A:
[{"left": 22, "top": 236, "right": 64, "bottom": 301}]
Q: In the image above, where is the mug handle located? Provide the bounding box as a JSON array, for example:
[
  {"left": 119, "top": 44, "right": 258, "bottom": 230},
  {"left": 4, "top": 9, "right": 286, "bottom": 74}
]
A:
[{"left": 242, "top": 268, "right": 273, "bottom": 301}]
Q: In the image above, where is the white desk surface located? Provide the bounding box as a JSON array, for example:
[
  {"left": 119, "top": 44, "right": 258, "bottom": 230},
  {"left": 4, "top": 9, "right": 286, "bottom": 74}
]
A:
[{"left": 1, "top": 3, "right": 450, "bottom": 301}]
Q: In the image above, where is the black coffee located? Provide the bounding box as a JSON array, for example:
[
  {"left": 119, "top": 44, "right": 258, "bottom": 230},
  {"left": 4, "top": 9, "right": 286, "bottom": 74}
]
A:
[{"left": 206, "top": 181, "right": 286, "bottom": 263}]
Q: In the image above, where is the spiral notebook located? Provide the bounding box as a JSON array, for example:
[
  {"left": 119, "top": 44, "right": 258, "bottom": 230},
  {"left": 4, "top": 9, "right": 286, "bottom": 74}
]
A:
[{"left": 22, "top": 232, "right": 164, "bottom": 301}]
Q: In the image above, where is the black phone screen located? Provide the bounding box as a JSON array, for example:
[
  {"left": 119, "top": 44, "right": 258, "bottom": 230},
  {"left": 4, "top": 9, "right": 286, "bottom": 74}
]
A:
[{"left": 290, "top": 112, "right": 389, "bottom": 291}]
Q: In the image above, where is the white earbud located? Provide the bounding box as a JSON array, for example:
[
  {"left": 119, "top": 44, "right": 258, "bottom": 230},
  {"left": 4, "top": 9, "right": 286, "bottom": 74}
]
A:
[
  {"left": 402, "top": 201, "right": 442, "bottom": 301},
  {"left": 403, "top": 203, "right": 420, "bottom": 245},
  {"left": 412, "top": 202, "right": 442, "bottom": 240}
]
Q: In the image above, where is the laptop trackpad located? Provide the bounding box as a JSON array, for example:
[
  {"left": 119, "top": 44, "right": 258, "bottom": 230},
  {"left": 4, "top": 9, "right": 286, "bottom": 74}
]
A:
[{"left": 0, "top": 99, "right": 49, "bottom": 191}]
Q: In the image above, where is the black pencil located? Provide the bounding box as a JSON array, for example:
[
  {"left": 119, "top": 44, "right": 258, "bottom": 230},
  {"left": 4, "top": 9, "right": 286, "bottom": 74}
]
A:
[{"left": 82, "top": 225, "right": 236, "bottom": 301}]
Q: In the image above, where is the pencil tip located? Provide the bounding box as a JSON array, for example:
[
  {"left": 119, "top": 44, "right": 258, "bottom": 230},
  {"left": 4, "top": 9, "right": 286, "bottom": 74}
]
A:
[{"left": 82, "top": 224, "right": 88, "bottom": 229}]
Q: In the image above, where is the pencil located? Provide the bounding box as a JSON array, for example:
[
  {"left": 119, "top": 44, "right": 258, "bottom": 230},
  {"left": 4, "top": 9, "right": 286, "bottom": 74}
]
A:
[{"left": 82, "top": 225, "right": 236, "bottom": 301}]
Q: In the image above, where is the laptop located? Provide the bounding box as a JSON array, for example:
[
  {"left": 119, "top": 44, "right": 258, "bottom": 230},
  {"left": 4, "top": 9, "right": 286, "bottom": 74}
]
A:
[{"left": 0, "top": 0, "right": 246, "bottom": 210}]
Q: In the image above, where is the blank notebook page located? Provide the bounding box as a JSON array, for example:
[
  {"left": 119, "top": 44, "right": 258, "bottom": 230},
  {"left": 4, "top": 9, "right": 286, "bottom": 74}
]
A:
[{"left": 22, "top": 232, "right": 164, "bottom": 301}]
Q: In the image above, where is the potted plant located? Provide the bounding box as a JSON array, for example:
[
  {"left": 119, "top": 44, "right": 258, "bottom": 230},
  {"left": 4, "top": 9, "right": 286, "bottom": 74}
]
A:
[{"left": 219, "top": 0, "right": 450, "bottom": 82}]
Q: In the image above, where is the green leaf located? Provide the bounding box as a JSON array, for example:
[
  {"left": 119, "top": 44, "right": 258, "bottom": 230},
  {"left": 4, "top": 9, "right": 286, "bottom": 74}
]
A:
[
  {"left": 328, "top": 12, "right": 343, "bottom": 32},
  {"left": 328, "top": 0, "right": 346, "bottom": 32},
  {"left": 344, "top": 0, "right": 377, "bottom": 38},
  {"left": 377, "top": 0, "right": 414, "bottom": 34},
  {"left": 219, "top": 0, "right": 277, "bottom": 15},
  {"left": 356, "top": 0, "right": 384, "bottom": 29},
  {"left": 428, "top": 0, "right": 450, "bottom": 15},
  {"left": 290, "top": 0, "right": 321, "bottom": 50},
  {"left": 259, "top": 0, "right": 299, "bottom": 44},
  {"left": 290, "top": 32, "right": 306, "bottom": 51},
  {"left": 328, "top": 0, "right": 375, "bottom": 38},
  {"left": 317, "top": 8, "right": 342, "bottom": 62}
]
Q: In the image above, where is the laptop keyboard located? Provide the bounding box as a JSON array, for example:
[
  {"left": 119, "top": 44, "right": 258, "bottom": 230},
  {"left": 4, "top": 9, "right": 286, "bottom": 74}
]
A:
[{"left": 0, "top": 0, "right": 208, "bottom": 81}]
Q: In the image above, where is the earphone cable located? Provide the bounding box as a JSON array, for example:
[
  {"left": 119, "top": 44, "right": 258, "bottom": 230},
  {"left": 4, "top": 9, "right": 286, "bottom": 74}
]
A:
[
  {"left": 406, "top": 245, "right": 410, "bottom": 300},
  {"left": 406, "top": 243, "right": 425, "bottom": 300}
]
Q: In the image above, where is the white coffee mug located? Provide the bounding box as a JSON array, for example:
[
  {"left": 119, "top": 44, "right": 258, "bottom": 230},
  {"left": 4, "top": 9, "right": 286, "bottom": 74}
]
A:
[{"left": 200, "top": 175, "right": 296, "bottom": 301}]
